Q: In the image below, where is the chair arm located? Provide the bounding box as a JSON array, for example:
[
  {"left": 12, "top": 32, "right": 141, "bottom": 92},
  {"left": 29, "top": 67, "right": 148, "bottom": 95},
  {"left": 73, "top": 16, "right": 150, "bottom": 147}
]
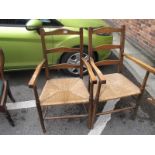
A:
[
  {"left": 147, "top": 98, "right": 155, "bottom": 105},
  {"left": 89, "top": 57, "right": 106, "bottom": 84},
  {"left": 81, "top": 58, "right": 97, "bottom": 84},
  {"left": 123, "top": 53, "right": 155, "bottom": 74},
  {"left": 28, "top": 59, "right": 46, "bottom": 88}
]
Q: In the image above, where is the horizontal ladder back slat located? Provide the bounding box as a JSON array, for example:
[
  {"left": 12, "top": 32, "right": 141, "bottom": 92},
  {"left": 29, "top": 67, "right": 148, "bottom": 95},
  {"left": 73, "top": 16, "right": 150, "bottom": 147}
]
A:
[
  {"left": 93, "top": 44, "right": 121, "bottom": 51},
  {"left": 93, "top": 27, "right": 123, "bottom": 34},
  {"left": 49, "top": 63, "right": 80, "bottom": 70},
  {"left": 42, "top": 29, "right": 80, "bottom": 35},
  {"left": 46, "top": 47, "right": 80, "bottom": 53},
  {"left": 95, "top": 60, "right": 120, "bottom": 66}
]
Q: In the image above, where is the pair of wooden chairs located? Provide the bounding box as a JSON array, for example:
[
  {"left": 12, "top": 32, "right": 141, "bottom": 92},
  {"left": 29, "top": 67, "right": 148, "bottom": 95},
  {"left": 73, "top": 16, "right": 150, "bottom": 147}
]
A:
[
  {"left": 28, "top": 26, "right": 155, "bottom": 133},
  {"left": 0, "top": 49, "right": 15, "bottom": 126}
]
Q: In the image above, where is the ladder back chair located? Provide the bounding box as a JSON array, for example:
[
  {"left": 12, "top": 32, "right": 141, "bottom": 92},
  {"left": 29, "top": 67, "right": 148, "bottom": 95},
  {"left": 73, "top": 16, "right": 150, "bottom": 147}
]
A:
[
  {"left": 88, "top": 25, "right": 155, "bottom": 128},
  {"left": 28, "top": 28, "right": 97, "bottom": 133},
  {"left": 0, "top": 48, "right": 15, "bottom": 126}
]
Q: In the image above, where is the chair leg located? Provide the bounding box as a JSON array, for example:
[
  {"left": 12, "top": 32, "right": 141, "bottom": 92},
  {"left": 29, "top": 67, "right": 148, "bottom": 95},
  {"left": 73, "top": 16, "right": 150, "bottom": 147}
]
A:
[
  {"left": 132, "top": 94, "right": 142, "bottom": 120},
  {"left": 5, "top": 110, "right": 15, "bottom": 127},
  {"left": 87, "top": 103, "right": 92, "bottom": 129},
  {"left": 7, "top": 80, "right": 15, "bottom": 103},
  {"left": 36, "top": 103, "right": 46, "bottom": 133},
  {"left": 91, "top": 103, "right": 97, "bottom": 129}
]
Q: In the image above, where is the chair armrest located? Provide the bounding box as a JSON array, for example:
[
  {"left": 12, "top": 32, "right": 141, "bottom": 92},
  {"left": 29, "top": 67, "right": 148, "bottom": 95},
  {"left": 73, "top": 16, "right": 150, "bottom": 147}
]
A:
[
  {"left": 81, "top": 58, "right": 97, "bottom": 84},
  {"left": 89, "top": 57, "right": 106, "bottom": 84},
  {"left": 147, "top": 98, "right": 155, "bottom": 105},
  {"left": 123, "top": 53, "right": 155, "bottom": 74},
  {"left": 28, "top": 59, "right": 46, "bottom": 88}
]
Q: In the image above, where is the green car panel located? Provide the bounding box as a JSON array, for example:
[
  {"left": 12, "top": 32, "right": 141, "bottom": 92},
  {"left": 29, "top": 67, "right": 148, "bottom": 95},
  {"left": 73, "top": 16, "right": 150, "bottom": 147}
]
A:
[
  {"left": 58, "top": 19, "right": 109, "bottom": 28},
  {"left": 0, "top": 19, "right": 112, "bottom": 71}
]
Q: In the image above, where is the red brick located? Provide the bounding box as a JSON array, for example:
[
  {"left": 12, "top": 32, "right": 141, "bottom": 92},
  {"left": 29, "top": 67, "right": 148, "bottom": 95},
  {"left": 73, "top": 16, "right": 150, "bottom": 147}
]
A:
[{"left": 107, "top": 19, "right": 155, "bottom": 55}]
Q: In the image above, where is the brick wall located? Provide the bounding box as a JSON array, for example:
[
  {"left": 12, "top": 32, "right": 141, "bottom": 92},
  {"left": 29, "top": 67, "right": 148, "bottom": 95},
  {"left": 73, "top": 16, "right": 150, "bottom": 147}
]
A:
[{"left": 106, "top": 19, "right": 155, "bottom": 57}]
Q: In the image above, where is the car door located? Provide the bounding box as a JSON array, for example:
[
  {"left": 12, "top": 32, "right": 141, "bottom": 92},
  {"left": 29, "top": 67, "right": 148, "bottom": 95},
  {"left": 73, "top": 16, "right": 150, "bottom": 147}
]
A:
[
  {"left": 0, "top": 19, "right": 45, "bottom": 70},
  {"left": 0, "top": 19, "right": 62, "bottom": 71}
]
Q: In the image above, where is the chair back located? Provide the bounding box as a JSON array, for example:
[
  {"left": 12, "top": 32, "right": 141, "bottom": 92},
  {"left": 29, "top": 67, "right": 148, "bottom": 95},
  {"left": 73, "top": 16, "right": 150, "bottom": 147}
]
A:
[
  {"left": 88, "top": 25, "right": 125, "bottom": 72},
  {"left": 39, "top": 27, "right": 84, "bottom": 78},
  {"left": 0, "top": 49, "right": 4, "bottom": 79}
]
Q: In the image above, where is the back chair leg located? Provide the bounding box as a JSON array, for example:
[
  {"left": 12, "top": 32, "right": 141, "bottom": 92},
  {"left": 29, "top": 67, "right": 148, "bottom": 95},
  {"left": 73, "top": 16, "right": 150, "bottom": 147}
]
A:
[
  {"left": 7, "top": 80, "right": 15, "bottom": 103},
  {"left": 132, "top": 94, "right": 143, "bottom": 120},
  {"left": 5, "top": 110, "right": 15, "bottom": 127}
]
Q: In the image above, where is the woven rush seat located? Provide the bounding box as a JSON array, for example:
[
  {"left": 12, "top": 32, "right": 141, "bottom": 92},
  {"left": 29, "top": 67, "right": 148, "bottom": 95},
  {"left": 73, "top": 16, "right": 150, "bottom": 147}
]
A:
[
  {"left": 40, "top": 78, "right": 89, "bottom": 106},
  {"left": 94, "top": 73, "right": 141, "bottom": 102}
]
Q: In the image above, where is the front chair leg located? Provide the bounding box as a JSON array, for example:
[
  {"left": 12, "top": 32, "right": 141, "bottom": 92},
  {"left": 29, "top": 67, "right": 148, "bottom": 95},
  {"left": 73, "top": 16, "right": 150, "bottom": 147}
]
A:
[
  {"left": 87, "top": 103, "right": 92, "bottom": 129},
  {"left": 5, "top": 110, "right": 15, "bottom": 127},
  {"left": 33, "top": 86, "right": 46, "bottom": 133},
  {"left": 36, "top": 102, "right": 46, "bottom": 133},
  {"left": 91, "top": 103, "right": 97, "bottom": 129},
  {"left": 7, "top": 80, "right": 15, "bottom": 103}
]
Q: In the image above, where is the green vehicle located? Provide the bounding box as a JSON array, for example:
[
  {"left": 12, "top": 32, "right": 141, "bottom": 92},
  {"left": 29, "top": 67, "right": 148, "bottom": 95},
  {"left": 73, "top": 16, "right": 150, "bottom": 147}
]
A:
[{"left": 0, "top": 19, "right": 112, "bottom": 76}]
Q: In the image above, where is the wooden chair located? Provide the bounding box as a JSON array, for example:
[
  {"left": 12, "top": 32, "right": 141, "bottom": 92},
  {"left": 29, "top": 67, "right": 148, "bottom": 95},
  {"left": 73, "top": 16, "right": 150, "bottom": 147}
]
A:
[
  {"left": 0, "top": 48, "right": 15, "bottom": 126},
  {"left": 28, "top": 28, "right": 97, "bottom": 133},
  {"left": 88, "top": 25, "right": 155, "bottom": 128}
]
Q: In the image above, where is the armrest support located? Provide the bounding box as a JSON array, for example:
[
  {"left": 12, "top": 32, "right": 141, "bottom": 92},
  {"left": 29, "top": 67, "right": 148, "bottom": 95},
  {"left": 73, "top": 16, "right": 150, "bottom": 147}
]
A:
[
  {"left": 28, "top": 59, "right": 46, "bottom": 88},
  {"left": 81, "top": 58, "right": 97, "bottom": 84},
  {"left": 123, "top": 53, "right": 155, "bottom": 74},
  {"left": 89, "top": 57, "right": 106, "bottom": 84}
]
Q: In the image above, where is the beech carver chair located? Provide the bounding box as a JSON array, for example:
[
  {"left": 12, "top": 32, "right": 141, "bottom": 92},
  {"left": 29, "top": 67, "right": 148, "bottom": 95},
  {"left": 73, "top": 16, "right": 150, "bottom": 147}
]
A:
[
  {"left": 88, "top": 25, "right": 155, "bottom": 128},
  {"left": 28, "top": 28, "right": 97, "bottom": 133},
  {"left": 0, "top": 48, "right": 15, "bottom": 126}
]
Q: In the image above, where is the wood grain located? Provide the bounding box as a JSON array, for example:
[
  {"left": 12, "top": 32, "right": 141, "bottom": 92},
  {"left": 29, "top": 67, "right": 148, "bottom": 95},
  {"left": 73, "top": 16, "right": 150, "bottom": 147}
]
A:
[
  {"left": 95, "top": 60, "right": 120, "bottom": 66},
  {"left": 90, "top": 57, "right": 106, "bottom": 84},
  {"left": 49, "top": 63, "right": 80, "bottom": 70},
  {"left": 28, "top": 59, "right": 45, "bottom": 88},
  {"left": 93, "top": 27, "right": 123, "bottom": 34},
  {"left": 46, "top": 47, "right": 80, "bottom": 54},
  {"left": 93, "top": 44, "right": 121, "bottom": 51},
  {"left": 40, "top": 28, "right": 80, "bottom": 35},
  {"left": 82, "top": 58, "right": 97, "bottom": 84},
  {"left": 124, "top": 53, "right": 155, "bottom": 74}
]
